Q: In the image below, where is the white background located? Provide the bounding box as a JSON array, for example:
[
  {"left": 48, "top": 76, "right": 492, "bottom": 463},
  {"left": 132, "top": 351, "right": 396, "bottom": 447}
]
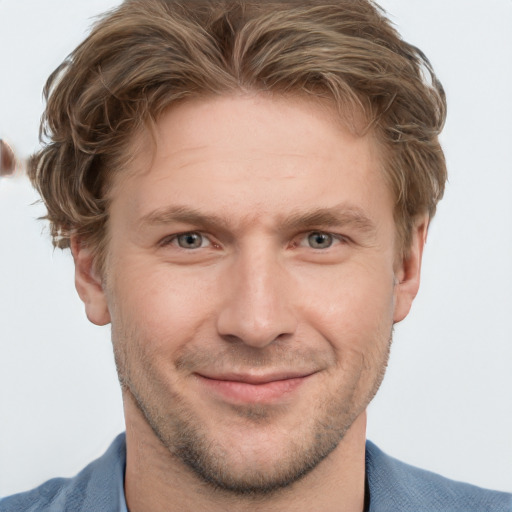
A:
[{"left": 0, "top": 0, "right": 511, "bottom": 497}]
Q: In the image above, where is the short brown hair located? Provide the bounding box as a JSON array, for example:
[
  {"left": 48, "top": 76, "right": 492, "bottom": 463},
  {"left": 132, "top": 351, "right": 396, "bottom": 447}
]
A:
[{"left": 30, "top": 0, "right": 447, "bottom": 269}]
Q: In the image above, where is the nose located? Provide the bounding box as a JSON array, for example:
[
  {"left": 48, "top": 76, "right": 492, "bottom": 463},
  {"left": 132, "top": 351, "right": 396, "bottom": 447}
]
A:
[{"left": 216, "top": 245, "right": 298, "bottom": 348}]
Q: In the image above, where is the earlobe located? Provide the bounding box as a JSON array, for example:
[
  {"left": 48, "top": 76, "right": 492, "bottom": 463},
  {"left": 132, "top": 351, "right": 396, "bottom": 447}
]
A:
[
  {"left": 393, "top": 217, "right": 429, "bottom": 324},
  {"left": 71, "top": 236, "right": 111, "bottom": 326}
]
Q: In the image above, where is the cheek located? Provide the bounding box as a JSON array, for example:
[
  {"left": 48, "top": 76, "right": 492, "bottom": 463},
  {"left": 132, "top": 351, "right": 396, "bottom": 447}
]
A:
[
  {"left": 110, "top": 257, "right": 224, "bottom": 348},
  {"left": 297, "top": 262, "right": 396, "bottom": 349}
]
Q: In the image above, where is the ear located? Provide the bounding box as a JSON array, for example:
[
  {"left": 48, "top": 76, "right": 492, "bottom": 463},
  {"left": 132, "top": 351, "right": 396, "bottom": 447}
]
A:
[
  {"left": 70, "top": 235, "right": 111, "bottom": 326},
  {"left": 393, "top": 216, "right": 429, "bottom": 323}
]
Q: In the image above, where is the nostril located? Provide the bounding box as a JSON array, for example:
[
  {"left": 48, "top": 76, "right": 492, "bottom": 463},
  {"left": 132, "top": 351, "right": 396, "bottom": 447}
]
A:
[{"left": 220, "top": 333, "right": 245, "bottom": 345}]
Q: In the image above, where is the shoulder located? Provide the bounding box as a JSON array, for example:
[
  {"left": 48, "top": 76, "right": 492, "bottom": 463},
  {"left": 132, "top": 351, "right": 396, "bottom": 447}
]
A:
[
  {"left": 0, "top": 434, "right": 127, "bottom": 512},
  {"left": 366, "top": 440, "right": 512, "bottom": 512}
]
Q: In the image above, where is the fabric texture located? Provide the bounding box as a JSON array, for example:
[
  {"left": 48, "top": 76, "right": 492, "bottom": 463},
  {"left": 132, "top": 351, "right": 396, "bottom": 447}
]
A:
[
  {"left": 1, "top": 434, "right": 510, "bottom": 511},
  {"left": 0, "top": 435, "right": 128, "bottom": 512},
  {"left": 365, "top": 440, "right": 512, "bottom": 511}
]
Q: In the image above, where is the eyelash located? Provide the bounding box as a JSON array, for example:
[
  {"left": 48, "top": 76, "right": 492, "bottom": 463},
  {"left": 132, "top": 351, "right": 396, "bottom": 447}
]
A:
[
  {"left": 160, "top": 232, "right": 215, "bottom": 250},
  {"left": 294, "top": 231, "right": 348, "bottom": 249},
  {"left": 159, "top": 231, "right": 348, "bottom": 250}
]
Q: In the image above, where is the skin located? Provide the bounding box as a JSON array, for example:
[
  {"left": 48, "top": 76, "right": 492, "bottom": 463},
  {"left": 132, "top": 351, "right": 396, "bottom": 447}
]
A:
[{"left": 73, "top": 93, "right": 427, "bottom": 512}]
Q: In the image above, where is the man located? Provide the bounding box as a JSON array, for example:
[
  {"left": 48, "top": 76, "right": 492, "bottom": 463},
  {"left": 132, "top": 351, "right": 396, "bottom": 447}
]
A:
[{"left": 0, "top": 0, "right": 510, "bottom": 510}]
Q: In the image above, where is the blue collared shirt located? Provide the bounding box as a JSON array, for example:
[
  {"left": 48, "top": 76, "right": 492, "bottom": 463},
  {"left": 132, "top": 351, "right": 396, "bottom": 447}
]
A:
[{"left": 1, "top": 433, "right": 511, "bottom": 511}]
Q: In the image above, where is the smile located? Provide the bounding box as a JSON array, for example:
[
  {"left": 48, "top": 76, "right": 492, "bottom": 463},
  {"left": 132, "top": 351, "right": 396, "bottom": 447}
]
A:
[{"left": 195, "top": 372, "right": 316, "bottom": 403}]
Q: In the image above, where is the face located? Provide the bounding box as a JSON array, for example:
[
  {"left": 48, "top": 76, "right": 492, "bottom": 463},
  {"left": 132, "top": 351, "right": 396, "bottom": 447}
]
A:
[{"left": 76, "top": 94, "right": 424, "bottom": 495}]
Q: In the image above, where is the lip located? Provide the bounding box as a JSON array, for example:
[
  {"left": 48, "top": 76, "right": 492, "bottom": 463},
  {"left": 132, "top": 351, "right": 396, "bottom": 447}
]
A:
[{"left": 195, "top": 371, "right": 316, "bottom": 404}]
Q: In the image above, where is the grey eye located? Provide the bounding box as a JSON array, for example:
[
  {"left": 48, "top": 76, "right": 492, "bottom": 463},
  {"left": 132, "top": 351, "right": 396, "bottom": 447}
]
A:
[
  {"left": 308, "top": 232, "right": 333, "bottom": 249},
  {"left": 177, "top": 232, "right": 204, "bottom": 249}
]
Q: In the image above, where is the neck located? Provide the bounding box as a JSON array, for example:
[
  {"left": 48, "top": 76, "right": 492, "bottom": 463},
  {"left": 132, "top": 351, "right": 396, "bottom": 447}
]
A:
[{"left": 123, "top": 392, "right": 367, "bottom": 512}]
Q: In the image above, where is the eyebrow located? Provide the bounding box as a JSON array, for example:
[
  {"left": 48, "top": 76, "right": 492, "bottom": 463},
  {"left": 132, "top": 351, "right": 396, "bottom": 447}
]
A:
[
  {"left": 280, "top": 207, "right": 377, "bottom": 236},
  {"left": 138, "top": 206, "right": 240, "bottom": 235},
  {"left": 137, "top": 204, "right": 377, "bottom": 237}
]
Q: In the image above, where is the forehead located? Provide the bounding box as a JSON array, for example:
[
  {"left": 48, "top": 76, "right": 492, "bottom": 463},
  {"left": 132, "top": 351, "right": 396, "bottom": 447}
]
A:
[{"left": 108, "top": 93, "right": 392, "bottom": 233}]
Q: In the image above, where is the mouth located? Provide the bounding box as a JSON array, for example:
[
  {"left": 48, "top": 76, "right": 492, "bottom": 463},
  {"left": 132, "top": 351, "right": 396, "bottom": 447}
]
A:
[{"left": 194, "top": 371, "right": 317, "bottom": 404}]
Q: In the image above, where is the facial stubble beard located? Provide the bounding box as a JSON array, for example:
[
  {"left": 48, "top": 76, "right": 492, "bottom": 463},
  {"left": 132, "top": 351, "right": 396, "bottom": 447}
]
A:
[{"left": 114, "top": 331, "right": 393, "bottom": 499}]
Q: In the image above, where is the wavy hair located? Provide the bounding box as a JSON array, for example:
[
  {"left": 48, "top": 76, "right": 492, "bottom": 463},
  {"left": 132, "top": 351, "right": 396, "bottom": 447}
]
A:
[{"left": 30, "top": 0, "right": 447, "bottom": 271}]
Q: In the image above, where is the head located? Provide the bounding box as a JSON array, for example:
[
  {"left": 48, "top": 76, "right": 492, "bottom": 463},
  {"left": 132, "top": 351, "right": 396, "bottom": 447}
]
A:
[
  {"left": 30, "top": 0, "right": 446, "bottom": 272},
  {"left": 30, "top": 0, "right": 447, "bottom": 498}
]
